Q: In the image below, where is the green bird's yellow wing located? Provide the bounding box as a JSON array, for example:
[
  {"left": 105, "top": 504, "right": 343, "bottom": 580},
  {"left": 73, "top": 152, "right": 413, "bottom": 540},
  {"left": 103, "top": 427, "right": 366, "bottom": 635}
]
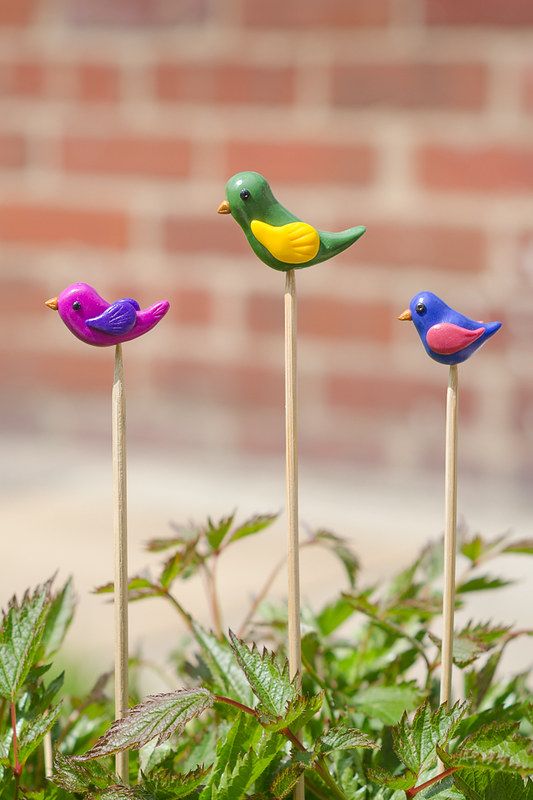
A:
[{"left": 250, "top": 219, "right": 320, "bottom": 265}]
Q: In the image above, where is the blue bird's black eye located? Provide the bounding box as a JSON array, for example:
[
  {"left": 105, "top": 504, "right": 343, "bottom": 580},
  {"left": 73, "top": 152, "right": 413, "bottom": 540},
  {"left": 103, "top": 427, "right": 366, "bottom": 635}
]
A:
[
  {"left": 415, "top": 302, "right": 426, "bottom": 315},
  {"left": 72, "top": 300, "right": 81, "bottom": 310},
  {"left": 240, "top": 189, "right": 251, "bottom": 201}
]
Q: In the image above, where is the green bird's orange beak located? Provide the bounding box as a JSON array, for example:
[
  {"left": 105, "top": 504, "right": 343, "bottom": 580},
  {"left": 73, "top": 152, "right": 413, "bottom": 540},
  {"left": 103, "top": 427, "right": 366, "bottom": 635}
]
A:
[
  {"left": 217, "top": 200, "right": 231, "bottom": 214},
  {"left": 45, "top": 297, "right": 58, "bottom": 310},
  {"left": 398, "top": 309, "right": 412, "bottom": 321}
]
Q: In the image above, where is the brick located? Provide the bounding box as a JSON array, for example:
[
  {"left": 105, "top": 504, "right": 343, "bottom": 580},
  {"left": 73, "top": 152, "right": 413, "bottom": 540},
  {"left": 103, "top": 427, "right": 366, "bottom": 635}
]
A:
[
  {"left": 225, "top": 140, "right": 376, "bottom": 185},
  {"left": 1, "top": 279, "right": 49, "bottom": 311},
  {"left": 168, "top": 287, "right": 213, "bottom": 325},
  {"left": 523, "top": 67, "right": 533, "bottom": 112},
  {"left": 242, "top": 0, "right": 390, "bottom": 28},
  {"left": 0, "top": 134, "right": 26, "bottom": 168},
  {"left": 153, "top": 359, "right": 283, "bottom": 408},
  {"left": 0, "top": 0, "right": 37, "bottom": 26},
  {"left": 69, "top": 0, "right": 208, "bottom": 26},
  {"left": 77, "top": 63, "right": 120, "bottom": 102},
  {"left": 327, "top": 373, "right": 476, "bottom": 419},
  {"left": 155, "top": 62, "right": 295, "bottom": 105},
  {"left": 0, "top": 203, "right": 129, "bottom": 249},
  {"left": 332, "top": 62, "right": 487, "bottom": 111},
  {"left": 164, "top": 216, "right": 247, "bottom": 255},
  {"left": 348, "top": 221, "right": 486, "bottom": 272},
  {"left": 62, "top": 135, "right": 191, "bottom": 178},
  {"left": 0, "top": 61, "right": 45, "bottom": 97},
  {"left": 425, "top": 0, "right": 533, "bottom": 26},
  {"left": 417, "top": 145, "right": 533, "bottom": 192},
  {"left": 247, "top": 293, "right": 394, "bottom": 342},
  {"left": 0, "top": 349, "right": 114, "bottom": 393}
]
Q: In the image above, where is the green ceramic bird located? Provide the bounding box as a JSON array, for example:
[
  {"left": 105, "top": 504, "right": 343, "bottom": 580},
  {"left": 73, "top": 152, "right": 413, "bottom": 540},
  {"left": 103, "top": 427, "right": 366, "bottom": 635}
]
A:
[{"left": 217, "top": 171, "right": 366, "bottom": 272}]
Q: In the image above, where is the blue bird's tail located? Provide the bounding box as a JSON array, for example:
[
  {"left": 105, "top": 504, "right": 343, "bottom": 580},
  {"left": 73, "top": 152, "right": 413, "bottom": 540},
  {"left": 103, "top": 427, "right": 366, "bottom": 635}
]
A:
[{"left": 484, "top": 320, "right": 502, "bottom": 341}]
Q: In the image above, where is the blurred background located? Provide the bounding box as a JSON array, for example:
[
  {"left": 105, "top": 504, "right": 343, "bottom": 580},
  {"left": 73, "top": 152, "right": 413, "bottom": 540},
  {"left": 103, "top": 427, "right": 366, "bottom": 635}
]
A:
[{"left": 1, "top": 0, "right": 532, "bottom": 684}]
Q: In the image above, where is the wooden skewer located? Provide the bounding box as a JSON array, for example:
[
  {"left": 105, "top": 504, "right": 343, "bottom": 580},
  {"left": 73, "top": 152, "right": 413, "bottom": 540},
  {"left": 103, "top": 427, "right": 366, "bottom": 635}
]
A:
[
  {"left": 43, "top": 731, "right": 53, "bottom": 778},
  {"left": 284, "top": 271, "right": 304, "bottom": 800},
  {"left": 440, "top": 364, "right": 458, "bottom": 708},
  {"left": 113, "top": 344, "right": 129, "bottom": 784}
]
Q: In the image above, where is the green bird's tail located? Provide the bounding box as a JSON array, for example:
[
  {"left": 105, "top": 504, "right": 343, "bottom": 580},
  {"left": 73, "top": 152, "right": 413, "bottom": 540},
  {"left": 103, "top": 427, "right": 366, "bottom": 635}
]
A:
[{"left": 318, "top": 225, "right": 366, "bottom": 261}]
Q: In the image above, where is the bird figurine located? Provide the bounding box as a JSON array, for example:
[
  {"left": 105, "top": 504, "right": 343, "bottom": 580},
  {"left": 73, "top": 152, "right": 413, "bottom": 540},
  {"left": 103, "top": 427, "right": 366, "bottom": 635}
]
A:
[
  {"left": 217, "top": 171, "right": 366, "bottom": 271},
  {"left": 398, "top": 291, "right": 501, "bottom": 365},
  {"left": 45, "top": 282, "right": 170, "bottom": 347}
]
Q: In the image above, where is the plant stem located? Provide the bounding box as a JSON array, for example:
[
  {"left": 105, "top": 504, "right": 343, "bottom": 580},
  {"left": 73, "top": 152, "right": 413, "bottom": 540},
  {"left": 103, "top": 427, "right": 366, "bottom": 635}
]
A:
[
  {"left": 213, "top": 695, "right": 349, "bottom": 800},
  {"left": 10, "top": 701, "right": 22, "bottom": 797},
  {"left": 406, "top": 767, "right": 457, "bottom": 797},
  {"left": 209, "top": 555, "right": 224, "bottom": 639},
  {"left": 238, "top": 554, "right": 286, "bottom": 637},
  {"left": 159, "top": 587, "right": 194, "bottom": 633}
]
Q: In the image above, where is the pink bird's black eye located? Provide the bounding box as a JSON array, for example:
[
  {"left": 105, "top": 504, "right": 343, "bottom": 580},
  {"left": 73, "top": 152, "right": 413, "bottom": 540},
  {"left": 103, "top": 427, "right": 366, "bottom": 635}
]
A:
[
  {"left": 72, "top": 300, "right": 81, "bottom": 311},
  {"left": 240, "top": 189, "right": 251, "bottom": 201}
]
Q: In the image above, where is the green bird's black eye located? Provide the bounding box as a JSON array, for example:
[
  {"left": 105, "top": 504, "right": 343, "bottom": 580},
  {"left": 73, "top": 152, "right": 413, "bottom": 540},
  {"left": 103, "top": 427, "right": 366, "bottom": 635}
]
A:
[
  {"left": 240, "top": 189, "right": 251, "bottom": 201},
  {"left": 72, "top": 300, "right": 81, "bottom": 310},
  {"left": 415, "top": 302, "right": 426, "bottom": 315}
]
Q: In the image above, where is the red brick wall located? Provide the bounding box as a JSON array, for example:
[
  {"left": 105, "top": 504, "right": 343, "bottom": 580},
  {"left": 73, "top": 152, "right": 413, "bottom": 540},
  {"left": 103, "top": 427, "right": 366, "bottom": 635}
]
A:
[{"left": 1, "top": 0, "right": 532, "bottom": 477}]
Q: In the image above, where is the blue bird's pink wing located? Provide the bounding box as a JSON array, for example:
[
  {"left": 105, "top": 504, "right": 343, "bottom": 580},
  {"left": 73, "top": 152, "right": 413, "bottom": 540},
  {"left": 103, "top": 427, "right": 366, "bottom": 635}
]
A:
[
  {"left": 426, "top": 323, "right": 484, "bottom": 355},
  {"left": 86, "top": 300, "right": 137, "bottom": 335}
]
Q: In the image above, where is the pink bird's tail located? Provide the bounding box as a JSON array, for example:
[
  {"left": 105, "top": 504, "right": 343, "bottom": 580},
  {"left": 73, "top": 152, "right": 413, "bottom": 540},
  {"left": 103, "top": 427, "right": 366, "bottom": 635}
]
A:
[{"left": 150, "top": 300, "right": 170, "bottom": 320}]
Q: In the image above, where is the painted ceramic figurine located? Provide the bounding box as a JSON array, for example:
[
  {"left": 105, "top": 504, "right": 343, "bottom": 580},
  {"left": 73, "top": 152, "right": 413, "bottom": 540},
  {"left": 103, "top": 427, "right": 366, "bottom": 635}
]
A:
[
  {"left": 217, "top": 171, "right": 366, "bottom": 270},
  {"left": 45, "top": 283, "right": 170, "bottom": 347},
  {"left": 398, "top": 291, "right": 501, "bottom": 365}
]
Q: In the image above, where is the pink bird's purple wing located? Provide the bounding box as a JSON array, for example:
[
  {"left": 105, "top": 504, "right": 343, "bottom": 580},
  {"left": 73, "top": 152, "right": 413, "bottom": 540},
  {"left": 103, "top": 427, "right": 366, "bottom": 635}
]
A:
[
  {"left": 86, "top": 300, "right": 137, "bottom": 335},
  {"left": 426, "top": 323, "right": 484, "bottom": 355}
]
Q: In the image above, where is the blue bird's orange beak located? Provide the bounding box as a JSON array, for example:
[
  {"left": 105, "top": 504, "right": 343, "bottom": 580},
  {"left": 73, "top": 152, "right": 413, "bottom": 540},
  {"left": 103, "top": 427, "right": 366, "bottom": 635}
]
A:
[
  {"left": 398, "top": 309, "right": 412, "bottom": 321},
  {"left": 45, "top": 297, "right": 58, "bottom": 310}
]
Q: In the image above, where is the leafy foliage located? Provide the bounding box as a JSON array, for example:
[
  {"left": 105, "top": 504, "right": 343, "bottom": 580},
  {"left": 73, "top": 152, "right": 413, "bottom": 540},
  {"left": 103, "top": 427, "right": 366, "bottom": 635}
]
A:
[{"left": 1, "top": 516, "right": 532, "bottom": 800}]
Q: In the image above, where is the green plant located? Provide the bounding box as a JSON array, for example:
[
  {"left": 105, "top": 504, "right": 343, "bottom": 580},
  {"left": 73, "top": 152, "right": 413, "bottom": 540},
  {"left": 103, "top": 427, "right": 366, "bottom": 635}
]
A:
[{"left": 0, "top": 513, "right": 532, "bottom": 799}]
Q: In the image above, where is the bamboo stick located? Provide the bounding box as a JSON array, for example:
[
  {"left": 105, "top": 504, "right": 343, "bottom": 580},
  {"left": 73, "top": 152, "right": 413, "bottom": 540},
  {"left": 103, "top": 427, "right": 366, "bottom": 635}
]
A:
[
  {"left": 284, "top": 271, "right": 304, "bottom": 800},
  {"left": 113, "top": 344, "right": 129, "bottom": 784},
  {"left": 440, "top": 364, "right": 458, "bottom": 708}
]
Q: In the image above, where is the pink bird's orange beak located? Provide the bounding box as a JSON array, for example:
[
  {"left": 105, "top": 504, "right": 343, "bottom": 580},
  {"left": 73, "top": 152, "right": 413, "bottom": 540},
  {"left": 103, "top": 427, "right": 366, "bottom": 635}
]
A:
[
  {"left": 217, "top": 200, "right": 231, "bottom": 214},
  {"left": 398, "top": 309, "right": 412, "bottom": 321},
  {"left": 45, "top": 297, "right": 58, "bottom": 311}
]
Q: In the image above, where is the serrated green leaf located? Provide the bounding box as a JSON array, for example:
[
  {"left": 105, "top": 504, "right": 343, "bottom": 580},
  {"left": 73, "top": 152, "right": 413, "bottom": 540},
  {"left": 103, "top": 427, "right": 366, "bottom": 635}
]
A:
[
  {"left": 229, "top": 632, "right": 295, "bottom": 717},
  {"left": 457, "top": 575, "right": 513, "bottom": 594},
  {"left": 227, "top": 513, "right": 278, "bottom": 544},
  {"left": 19, "top": 701, "right": 62, "bottom": 763},
  {"left": 75, "top": 688, "right": 213, "bottom": 760},
  {"left": 317, "top": 724, "right": 377, "bottom": 753},
  {"left": 432, "top": 622, "right": 511, "bottom": 668},
  {"left": 316, "top": 597, "right": 355, "bottom": 636},
  {"left": 261, "top": 692, "right": 322, "bottom": 732},
  {"left": 354, "top": 683, "right": 425, "bottom": 725},
  {"left": 440, "top": 721, "right": 533, "bottom": 776},
  {"left": 453, "top": 768, "right": 533, "bottom": 800},
  {"left": 137, "top": 766, "right": 210, "bottom": 799},
  {"left": 205, "top": 513, "right": 235, "bottom": 551},
  {"left": 270, "top": 762, "right": 305, "bottom": 798},
  {"left": 51, "top": 752, "right": 116, "bottom": 791},
  {"left": 40, "top": 577, "right": 75, "bottom": 660},
  {"left": 392, "top": 701, "right": 467, "bottom": 775},
  {"left": 199, "top": 712, "right": 253, "bottom": 798},
  {"left": 0, "top": 580, "right": 52, "bottom": 700},
  {"left": 94, "top": 576, "right": 157, "bottom": 598},
  {"left": 193, "top": 624, "right": 253, "bottom": 705},
  {"left": 367, "top": 766, "right": 416, "bottom": 790}
]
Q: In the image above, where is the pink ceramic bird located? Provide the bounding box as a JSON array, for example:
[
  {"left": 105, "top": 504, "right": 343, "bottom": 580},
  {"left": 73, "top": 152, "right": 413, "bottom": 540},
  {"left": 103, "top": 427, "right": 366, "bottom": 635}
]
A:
[{"left": 45, "top": 282, "right": 170, "bottom": 347}]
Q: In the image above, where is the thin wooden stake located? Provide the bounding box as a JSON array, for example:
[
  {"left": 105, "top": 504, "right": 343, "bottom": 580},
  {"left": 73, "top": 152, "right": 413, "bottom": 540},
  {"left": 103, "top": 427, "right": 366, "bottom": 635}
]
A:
[
  {"left": 284, "top": 271, "right": 304, "bottom": 800},
  {"left": 43, "top": 731, "right": 53, "bottom": 778},
  {"left": 113, "top": 344, "right": 129, "bottom": 784},
  {"left": 440, "top": 364, "right": 458, "bottom": 708}
]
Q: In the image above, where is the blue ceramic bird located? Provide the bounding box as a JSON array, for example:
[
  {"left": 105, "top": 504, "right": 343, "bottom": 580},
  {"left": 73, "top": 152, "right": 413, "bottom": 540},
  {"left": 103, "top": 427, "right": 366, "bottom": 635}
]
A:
[{"left": 398, "top": 292, "right": 501, "bottom": 365}]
